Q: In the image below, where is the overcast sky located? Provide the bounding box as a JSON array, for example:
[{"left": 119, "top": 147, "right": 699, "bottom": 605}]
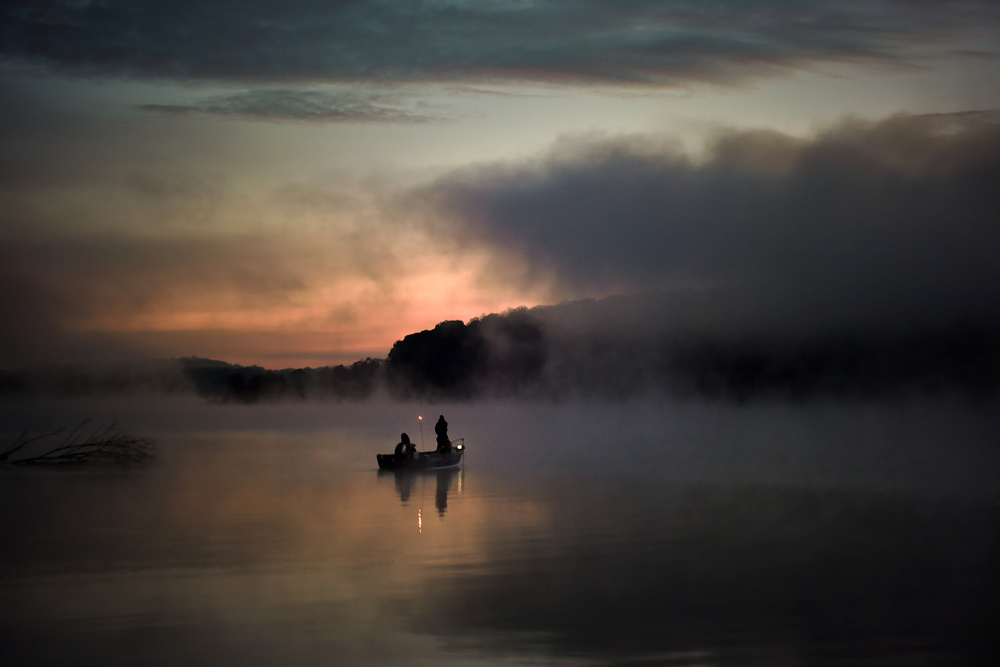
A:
[{"left": 2, "top": 1, "right": 1000, "bottom": 368}]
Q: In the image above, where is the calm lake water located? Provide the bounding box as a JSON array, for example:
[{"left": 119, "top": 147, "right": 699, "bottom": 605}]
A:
[{"left": 1, "top": 396, "right": 998, "bottom": 665}]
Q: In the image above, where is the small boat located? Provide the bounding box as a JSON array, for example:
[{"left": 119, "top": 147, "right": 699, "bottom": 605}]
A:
[{"left": 377, "top": 439, "right": 465, "bottom": 471}]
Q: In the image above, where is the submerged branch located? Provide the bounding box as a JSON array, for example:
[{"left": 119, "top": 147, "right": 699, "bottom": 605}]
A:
[
  {"left": 2, "top": 421, "right": 155, "bottom": 466},
  {"left": 0, "top": 426, "right": 65, "bottom": 462}
]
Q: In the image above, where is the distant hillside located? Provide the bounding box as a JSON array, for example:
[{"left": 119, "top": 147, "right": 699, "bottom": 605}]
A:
[
  {"left": 385, "top": 298, "right": 1000, "bottom": 402},
  {"left": 0, "top": 359, "right": 193, "bottom": 398},
  {"left": 2, "top": 293, "right": 998, "bottom": 402},
  {"left": 0, "top": 356, "right": 385, "bottom": 402},
  {"left": 180, "top": 356, "right": 384, "bottom": 402}
]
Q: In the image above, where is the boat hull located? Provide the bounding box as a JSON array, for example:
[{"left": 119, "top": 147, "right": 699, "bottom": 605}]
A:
[{"left": 376, "top": 450, "right": 463, "bottom": 471}]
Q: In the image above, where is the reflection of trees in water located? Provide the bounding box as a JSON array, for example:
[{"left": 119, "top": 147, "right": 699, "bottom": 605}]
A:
[{"left": 380, "top": 468, "right": 462, "bottom": 516}]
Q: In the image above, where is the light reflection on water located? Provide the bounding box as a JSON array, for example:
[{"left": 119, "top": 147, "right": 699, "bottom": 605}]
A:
[{"left": 0, "top": 397, "right": 998, "bottom": 665}]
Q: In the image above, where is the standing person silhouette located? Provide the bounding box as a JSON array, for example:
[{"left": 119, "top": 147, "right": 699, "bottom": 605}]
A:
[{"left": 434, "top": 415, "right": 451, "bottom": 453}]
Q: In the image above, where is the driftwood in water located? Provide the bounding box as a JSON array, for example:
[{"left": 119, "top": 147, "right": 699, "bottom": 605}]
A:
[{"left": 1, "top": 421, "right": 155, "bottom": 466}]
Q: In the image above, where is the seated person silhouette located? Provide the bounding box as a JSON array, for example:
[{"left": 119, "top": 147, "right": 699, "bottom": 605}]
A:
[{"left": 394, "top": 433, "right": 416, "bottom": 461}]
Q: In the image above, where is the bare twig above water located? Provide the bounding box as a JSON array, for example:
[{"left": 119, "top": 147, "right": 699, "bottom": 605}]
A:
[{"left": 1, "top": 420, "right": 155, "bottom": 466}]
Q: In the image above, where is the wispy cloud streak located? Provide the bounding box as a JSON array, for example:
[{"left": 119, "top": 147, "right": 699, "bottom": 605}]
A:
[
  {"left": 138, "top": 88, "right": 436, "bottom": 123},
  {"left": 3, "top": 1, "right": 999, "bottom": 86}
]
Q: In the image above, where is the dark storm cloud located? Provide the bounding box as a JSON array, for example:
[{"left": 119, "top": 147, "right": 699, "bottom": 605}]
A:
[
  {"left": 138, "top": 88, "right": 435, "bottom": 123},
  {"left": 2, "top": 1, "right": 998, "bottom": 85},
  {"left": 417, "top": 111, "right": 1000, "bottom": 335}
]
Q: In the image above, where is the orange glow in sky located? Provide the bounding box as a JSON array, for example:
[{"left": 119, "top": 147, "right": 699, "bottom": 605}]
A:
[{"left": 68, "top": 242, "right": 553, "bottom": 368}]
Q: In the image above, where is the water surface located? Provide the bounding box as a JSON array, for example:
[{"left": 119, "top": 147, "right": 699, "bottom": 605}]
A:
[{"left": 1, "top": 397, "right": 998, "bottom": 665}]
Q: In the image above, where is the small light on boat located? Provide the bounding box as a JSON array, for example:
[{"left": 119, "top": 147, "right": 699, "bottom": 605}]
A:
[
  {"left": 418, "top": 415, "right": 423, "bottom": 421},
  {"left": 456, "top": 443, "right": 464, "bottom": 450}
]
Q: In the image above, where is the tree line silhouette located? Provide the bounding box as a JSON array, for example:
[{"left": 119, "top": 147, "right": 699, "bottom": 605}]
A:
[
  {"left": 173, "top": 310, "right": 1000, "bottom": 403},
  {"left": 1, "top": 306, "right": 997, "bottom": 403}
]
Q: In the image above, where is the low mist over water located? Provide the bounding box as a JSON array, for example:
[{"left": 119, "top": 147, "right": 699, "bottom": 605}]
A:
[{"left": 1, "top": 396, "right": 998, "bottom": 665}]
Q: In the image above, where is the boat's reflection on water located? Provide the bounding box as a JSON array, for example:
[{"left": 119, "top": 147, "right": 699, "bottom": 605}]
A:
[{"left": 378, "top": 467, "right": 464, "bottom": 517}]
